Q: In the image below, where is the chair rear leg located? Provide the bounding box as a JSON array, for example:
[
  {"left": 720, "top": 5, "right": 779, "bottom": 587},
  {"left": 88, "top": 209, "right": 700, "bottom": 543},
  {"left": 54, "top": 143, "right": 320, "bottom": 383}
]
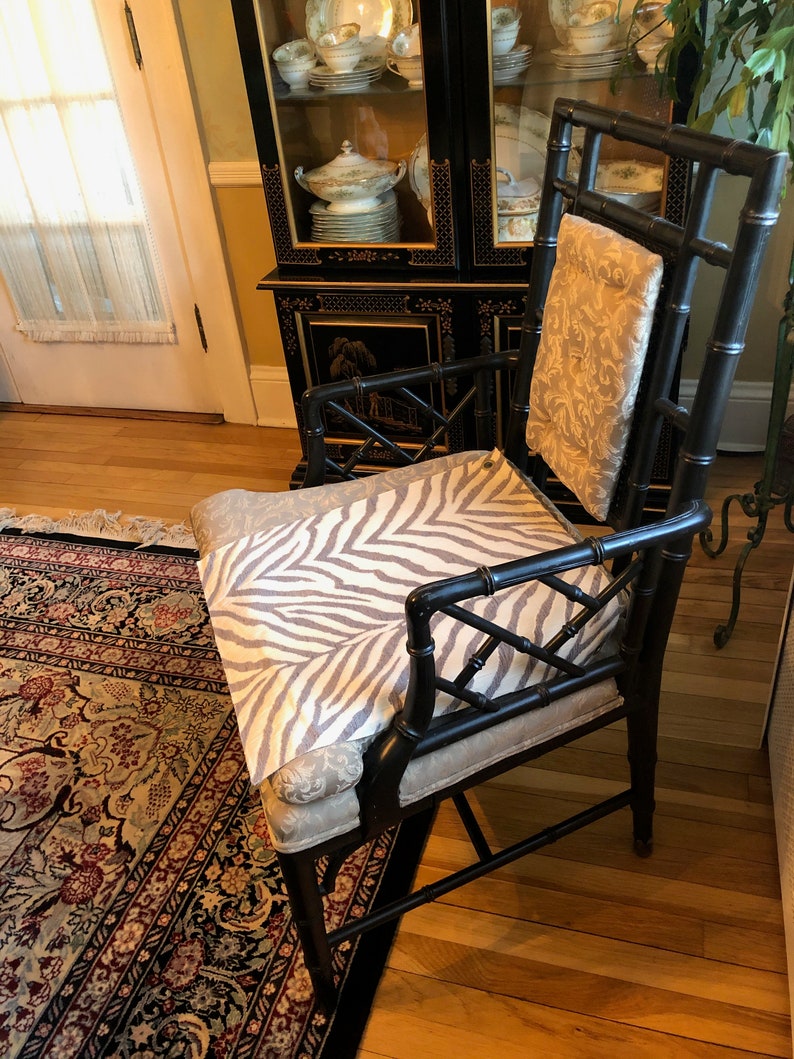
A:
[
  {"left": 276, "top": 849, "right": 338, "bottom": 1011},
  {"left": 626, "top": 691, "right": 660, "bottom": 857}
]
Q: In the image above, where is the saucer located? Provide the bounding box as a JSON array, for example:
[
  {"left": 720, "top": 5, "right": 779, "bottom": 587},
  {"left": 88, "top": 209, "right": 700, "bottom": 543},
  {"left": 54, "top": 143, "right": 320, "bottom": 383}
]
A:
[
  {"left": 551, "top": 45, "right": 625, "bottom": 69},
  {"left": 310, "top": 190, "right": 400, "bottom": 242},
  {"left": 308, "top": 57, "right": 385, "bottom": 90},
  {"left": 493, "top": 44, "right": 533, "bottom": 67}
]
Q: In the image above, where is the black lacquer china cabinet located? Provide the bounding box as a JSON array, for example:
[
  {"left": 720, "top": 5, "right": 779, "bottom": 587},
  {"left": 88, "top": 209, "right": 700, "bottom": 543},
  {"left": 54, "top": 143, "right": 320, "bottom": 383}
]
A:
[{"left": 231, "top": 0, "right": 691, "bottom": 496}]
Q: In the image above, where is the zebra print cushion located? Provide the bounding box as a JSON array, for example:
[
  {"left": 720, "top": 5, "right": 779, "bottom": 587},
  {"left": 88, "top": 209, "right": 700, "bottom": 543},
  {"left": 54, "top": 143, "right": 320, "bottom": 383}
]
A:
[{"left": 198, "top": 449, "right": 624, "bottom": 786}]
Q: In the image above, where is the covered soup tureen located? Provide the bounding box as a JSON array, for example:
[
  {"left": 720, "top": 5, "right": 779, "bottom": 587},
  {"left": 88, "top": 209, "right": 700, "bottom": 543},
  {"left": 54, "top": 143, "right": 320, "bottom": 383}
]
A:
[{"left": 295, "top": 140, "right": 406, "bottom": 213}]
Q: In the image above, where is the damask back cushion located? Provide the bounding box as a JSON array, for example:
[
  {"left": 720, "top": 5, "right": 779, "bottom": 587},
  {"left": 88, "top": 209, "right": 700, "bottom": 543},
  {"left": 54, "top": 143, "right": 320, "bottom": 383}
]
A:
[{"left": 525, "top": 213, "right": 664, "bottom": 520}]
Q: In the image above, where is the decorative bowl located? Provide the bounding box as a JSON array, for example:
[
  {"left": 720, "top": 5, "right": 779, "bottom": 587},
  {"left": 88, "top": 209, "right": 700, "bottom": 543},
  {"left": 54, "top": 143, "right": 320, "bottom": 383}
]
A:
[
  {"left": 295, "top": 140, "right": 407, "bottom": 213},
  {"left": 491, "top": 6, "right": 521, "bottom": 55}
]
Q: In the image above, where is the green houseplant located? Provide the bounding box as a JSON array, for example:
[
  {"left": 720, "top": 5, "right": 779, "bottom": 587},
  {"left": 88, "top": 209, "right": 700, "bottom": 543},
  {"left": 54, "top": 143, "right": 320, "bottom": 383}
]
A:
[{"left": 660, "top": 0, "right": 794, "bottom": 159}]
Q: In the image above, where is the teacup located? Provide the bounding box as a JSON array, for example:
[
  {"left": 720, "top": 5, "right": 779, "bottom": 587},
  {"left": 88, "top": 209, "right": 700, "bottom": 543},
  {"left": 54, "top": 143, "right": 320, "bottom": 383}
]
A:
[
  {"left": 316, "top": 22, "right": 359, "bottom": 46},
  {"left": 386, "top": 53, "right": 423, "bottom": 87},
  {"left": 274, "top": 55, "right": 317, "bottom": 89},
  {"left": 317, "top": 23, "right": 364, "bottom": 73},
  {"left": 389, "top": 23, "right": 421, "bottom": 57},
  {"left": 491, "top": 6, "right": 521, "bottom": 55},
  {"left": 635, "top": 2, "right": 675, "bottom": 38},
  {"left": 273, "top": 39, "right": 317, "bottom": 88},
  {"left": 273, "top": 38, "right": 315, "bottom": 63},
  {"left": 636, "top": 38, "right": 665, "bottom": 67},
  {"left": 567, "top": 3, "right": 619, "bottom": 54}
]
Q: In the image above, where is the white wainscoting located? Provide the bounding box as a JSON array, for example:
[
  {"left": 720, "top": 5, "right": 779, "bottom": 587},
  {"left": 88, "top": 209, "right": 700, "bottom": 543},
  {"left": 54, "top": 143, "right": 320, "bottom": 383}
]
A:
[
  {"left": 249, "top": 366, "right": 297, "bottom": 428},
  {"left": 679, "top": 378, "right": 794, "bottom": 453}
]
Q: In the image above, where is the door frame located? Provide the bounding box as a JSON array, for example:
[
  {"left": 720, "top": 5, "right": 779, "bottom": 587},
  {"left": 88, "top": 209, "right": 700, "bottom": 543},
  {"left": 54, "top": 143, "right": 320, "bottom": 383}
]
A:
[{"left": 115, "top": 1, "right": 256, "bottom": 424}]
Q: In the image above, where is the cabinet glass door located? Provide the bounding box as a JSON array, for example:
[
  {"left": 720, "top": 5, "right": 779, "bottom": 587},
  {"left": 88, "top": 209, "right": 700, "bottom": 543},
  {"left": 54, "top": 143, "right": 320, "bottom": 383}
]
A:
[
  {"left": 486, "top": 0, "right": 674, "bottom": 248},
  {"left": 250, "top": 0, "right": 442, "bottom": 257}
]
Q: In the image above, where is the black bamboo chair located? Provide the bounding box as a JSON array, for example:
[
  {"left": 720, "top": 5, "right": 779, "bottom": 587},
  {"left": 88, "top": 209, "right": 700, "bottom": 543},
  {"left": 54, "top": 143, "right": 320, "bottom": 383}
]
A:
[{"left": 191, "top": 99, "right": 787, "bottom": 1010}]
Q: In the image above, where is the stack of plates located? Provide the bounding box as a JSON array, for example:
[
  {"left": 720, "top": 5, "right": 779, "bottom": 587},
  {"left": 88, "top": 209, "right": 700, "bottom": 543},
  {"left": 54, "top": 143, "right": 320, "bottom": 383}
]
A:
[
  {"left": 551, "top": 45, "right": 625, "bottom": 71},
  {"left": 493, "top": 44, "right": 534, "bottom": 83},
  {"left": 308, "top": 57, "right": 386, "bottom": 92},
  {"left": 310, "top": 190, "right": 401, "bottom": 242}
]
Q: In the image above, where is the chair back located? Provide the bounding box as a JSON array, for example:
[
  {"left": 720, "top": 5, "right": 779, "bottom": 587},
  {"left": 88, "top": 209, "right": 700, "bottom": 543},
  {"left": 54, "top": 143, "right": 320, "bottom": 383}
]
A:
[{"left": 505, "top": 98, "right": 788, "bottom": 530}]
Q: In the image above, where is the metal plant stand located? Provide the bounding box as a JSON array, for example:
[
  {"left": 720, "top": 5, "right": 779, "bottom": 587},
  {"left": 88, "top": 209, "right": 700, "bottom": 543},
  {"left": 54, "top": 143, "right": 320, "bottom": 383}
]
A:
[{"left": 700, "top": 248, "right": 794, "bottom": 648}]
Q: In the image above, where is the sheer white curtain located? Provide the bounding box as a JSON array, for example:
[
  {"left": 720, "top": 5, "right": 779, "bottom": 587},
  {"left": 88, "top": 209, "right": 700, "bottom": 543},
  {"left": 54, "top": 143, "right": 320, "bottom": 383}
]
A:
[{"left": 0, "top": 0, "right": 175, "bottom": 343}]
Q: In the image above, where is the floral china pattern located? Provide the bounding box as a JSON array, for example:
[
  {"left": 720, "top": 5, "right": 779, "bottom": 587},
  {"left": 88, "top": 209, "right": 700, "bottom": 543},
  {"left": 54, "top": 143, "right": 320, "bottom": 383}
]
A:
[{"left": 305, "top": 0, "right": 413, "bottom": 41}]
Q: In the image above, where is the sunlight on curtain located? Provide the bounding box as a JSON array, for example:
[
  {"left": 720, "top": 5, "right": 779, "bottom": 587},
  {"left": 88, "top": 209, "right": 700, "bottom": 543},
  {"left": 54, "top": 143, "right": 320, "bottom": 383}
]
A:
[{"left": 0, "top": 0, "right": 175, "bottom": 343}]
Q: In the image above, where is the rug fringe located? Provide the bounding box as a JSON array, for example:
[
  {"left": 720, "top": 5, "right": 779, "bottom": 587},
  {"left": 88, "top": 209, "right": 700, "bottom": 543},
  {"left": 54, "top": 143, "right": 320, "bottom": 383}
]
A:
[{"left": 0, "top": 507, "right": 197, "bottom": 550}]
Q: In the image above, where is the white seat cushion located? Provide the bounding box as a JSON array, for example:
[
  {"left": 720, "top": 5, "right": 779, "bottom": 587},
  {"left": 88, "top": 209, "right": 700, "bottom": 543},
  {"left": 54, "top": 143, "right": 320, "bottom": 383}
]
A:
[
  {"left": 198, "top": 449, "right": 624, "bottom": 787},
  {"left": 260, "top": 680, "right": 622, "bottom": 853},
  {"left": 526, "top": 213, "right": 664, "bottom": 520}
]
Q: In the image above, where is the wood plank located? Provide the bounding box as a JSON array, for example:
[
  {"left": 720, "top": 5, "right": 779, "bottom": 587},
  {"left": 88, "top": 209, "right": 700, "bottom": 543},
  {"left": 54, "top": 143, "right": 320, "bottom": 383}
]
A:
[
  {"left": 0, "top": 421, "right": 789, "bottom": 1055},
  {"left": 396, "top": 903, "right": 789, "bottom": 1014},
  {"left": 361, "top": 970, "right": 783, "bottom": 1058}
]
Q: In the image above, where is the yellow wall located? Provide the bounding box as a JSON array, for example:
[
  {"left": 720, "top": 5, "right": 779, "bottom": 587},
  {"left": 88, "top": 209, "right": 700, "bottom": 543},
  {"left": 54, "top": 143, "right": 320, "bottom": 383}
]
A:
[
  {"left": 214, "top": 188, "right": 282, "bottom": 368},
  {"left": 685, "top": 170, "right": 794, "bottom": 384}
]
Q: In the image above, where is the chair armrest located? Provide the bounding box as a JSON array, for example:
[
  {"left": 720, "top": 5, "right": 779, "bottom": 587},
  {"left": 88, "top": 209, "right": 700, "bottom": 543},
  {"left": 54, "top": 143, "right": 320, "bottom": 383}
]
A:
[
  {"left": 300, "top": 350, "right": 518, "bottom": 486},
  {"left": 359, "top": 498, "right": 712, "bottom": 827}
]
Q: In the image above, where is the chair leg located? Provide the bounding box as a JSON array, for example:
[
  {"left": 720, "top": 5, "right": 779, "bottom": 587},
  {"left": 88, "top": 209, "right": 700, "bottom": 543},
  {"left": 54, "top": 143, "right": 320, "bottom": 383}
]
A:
[
  {"left": 626, "top": 696, "right": 659, "bottom": 858},
  {"left": 276, "top": 849, "right": 338, "bottom": 1011}
]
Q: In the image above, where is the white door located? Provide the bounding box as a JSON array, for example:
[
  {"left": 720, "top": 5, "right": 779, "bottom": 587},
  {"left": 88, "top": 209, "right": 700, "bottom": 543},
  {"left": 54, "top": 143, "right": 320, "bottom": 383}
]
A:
[{"left": 0, "top": 1, "right": 255, "bottom": 419}]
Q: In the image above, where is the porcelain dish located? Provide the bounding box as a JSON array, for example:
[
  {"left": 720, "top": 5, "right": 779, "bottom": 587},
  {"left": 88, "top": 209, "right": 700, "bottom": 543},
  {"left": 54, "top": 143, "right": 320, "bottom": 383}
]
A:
[
  {"left": 308, "top": 56, "right": 385, "bottom": 91},
  {"left": 295, "top": 140, "right": 406, "bottom": 212},
  {"left": 305, "top": 0, "right": 412, "bottom": 42},
  {"left": 310, "top": 190, "right": 400, "bottom": 241},
  {"left": 386, "top": 53, "right": 422, "bottom": 86},
  {"left": 494, "top": 104, "right": 549, "bottom": 191},
  {"left": 495, "top": 169, "right": 541, "bottom": 215},
  {"left": 551, "top": 44, "right": 624, "bottom": 69},
  {"left": 492, "top": 43, "right": 533, "bottom": 82},
  {"left": 408, "top": 133, "right": 431, "bottom": 221},
  {"left": 491, "top": 6, "right": 521, "bottom": 55},
  {"left": 596, "top": 160, "right": 664, "bottom": 208}
]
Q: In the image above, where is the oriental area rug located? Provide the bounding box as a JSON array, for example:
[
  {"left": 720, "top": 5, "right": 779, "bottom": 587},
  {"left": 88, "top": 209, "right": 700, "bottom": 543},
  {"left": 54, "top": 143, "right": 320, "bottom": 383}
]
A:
[{"left": 0, "top": 529, "right": 429, "bottom": 1059}]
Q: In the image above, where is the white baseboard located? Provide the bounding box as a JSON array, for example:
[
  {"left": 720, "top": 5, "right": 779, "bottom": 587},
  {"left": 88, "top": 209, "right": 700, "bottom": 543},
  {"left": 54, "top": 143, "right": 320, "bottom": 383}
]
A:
[
  {"left": 250, "top": 366, "right": 297, "bottom": 428},
  {"left": 679, "top": 378, "right": 794, "bottom": 452}
]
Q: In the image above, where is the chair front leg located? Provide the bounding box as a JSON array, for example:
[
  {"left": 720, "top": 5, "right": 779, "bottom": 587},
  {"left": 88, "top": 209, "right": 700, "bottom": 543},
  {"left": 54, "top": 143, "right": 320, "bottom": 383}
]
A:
[{"left": 276, "top": 849, "right": 337, "bottom": 1011}]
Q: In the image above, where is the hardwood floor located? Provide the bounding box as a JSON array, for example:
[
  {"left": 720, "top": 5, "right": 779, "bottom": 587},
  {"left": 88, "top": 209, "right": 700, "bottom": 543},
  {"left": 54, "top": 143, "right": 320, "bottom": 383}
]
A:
[{"left": 0, "top": 409, "right": 791, "bottom": 1057}]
